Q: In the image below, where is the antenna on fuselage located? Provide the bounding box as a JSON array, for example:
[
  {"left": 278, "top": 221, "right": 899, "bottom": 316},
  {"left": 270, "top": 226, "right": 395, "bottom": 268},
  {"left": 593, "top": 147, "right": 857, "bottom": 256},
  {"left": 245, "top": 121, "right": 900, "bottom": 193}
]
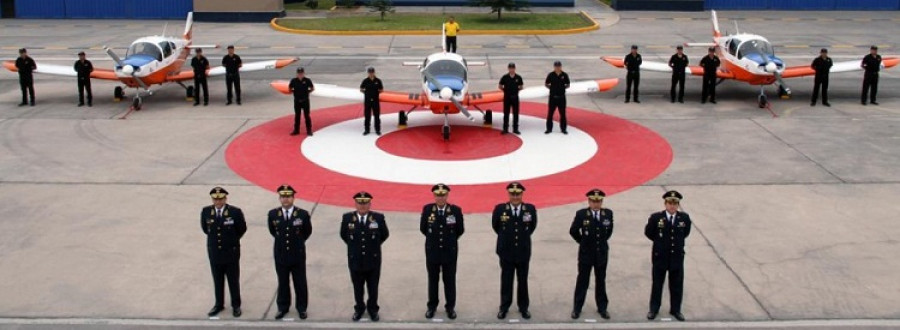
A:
[
  {"left": 733, "top": 20, "right": 740, "bottom": 35},
  {"left": 162, "top": 22, "right": 169, "bottom": 37},
  {"left": 441, "top": 22, "right": 447, "bottom": 53}
]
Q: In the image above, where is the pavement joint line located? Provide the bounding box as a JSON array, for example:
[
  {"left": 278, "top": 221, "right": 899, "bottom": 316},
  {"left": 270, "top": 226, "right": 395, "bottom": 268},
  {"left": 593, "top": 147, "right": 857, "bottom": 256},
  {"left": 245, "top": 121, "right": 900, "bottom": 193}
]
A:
[
  {"left": 178, "top": 119, "right": 250, "bottom": 185},
  {"left": 749, "top": 118, "right": 848, "bottom": 184}
]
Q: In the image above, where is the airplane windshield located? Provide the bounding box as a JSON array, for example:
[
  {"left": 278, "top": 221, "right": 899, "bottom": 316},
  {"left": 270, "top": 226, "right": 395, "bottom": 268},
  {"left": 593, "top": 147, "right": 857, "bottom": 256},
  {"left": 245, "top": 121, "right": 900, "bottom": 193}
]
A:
[
  {"left": 424, "top": 60, "right": 467, "bottom": 81},
  {"left": 126, "top": 42, "right": 163, "bottom": 61},
  {"left": 737, "top": 40, "right": 774, "bottom": 59}
]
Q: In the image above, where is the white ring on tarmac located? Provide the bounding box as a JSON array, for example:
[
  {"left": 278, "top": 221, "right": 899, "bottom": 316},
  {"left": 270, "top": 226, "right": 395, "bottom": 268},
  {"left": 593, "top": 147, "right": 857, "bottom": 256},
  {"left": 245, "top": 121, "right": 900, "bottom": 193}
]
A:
[{"left": 301, "top": 112, "right": 597, "bottom": 185}]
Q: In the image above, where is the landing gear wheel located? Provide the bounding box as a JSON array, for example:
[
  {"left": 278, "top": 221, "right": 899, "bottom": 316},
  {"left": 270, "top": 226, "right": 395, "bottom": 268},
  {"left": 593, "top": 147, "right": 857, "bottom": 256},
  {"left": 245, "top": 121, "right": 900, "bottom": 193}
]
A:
[
  {"left": 186, "top": 86, "right": 195, "bottom": 102},
  {"left": 777, "top": 86, "right": 790, "bottom": 99},
  {"left": 442, "top": 125, "right": 450, "bottom": 141},
  {"left": 398, "top": 111, "right": 408, "bottom": 127},
  {"left": 758, "top": 94, "right": 768, "bottom": 108},
  {"left": 114, "top": 86, "right": 124, "bottom": 101},
  {"left": 132, "top": 97, "right": 142, "bottom": 111},
  {"left": 483, "top": 110, "right": 492, "bottom": 126}
]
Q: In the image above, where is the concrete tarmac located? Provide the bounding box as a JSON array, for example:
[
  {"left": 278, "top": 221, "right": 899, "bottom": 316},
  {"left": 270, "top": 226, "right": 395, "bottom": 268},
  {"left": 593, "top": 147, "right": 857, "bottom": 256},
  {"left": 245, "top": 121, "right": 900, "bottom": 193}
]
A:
[{"left": 1, "top": 6, "right": 899, "bottom": 330}]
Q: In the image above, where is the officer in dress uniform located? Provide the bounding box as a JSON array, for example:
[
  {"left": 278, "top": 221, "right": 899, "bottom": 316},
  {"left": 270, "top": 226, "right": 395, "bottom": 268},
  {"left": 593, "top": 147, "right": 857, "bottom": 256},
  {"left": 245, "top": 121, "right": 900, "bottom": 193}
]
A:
[
  {"left": 644, "top": 190, "right": 692, "bottom": 322},
  {"left": 668, "top": 45, "right": 689, "bottom": 103},
  {"left": 810, "top": 48, "right": 832, "bottom": 107},
  {"left": 700, "top": 47, "right": 720, "bottom": 104},
  {"left": 492, "top": 182, "right": 538, "bottom": 320},
  {"left": 267, "top": 185, "right": 313, "bottom": 320},
  {"left": 73, "top": 51, "right": 93, "bottom": 107},
  {"left": 222, "top": 45, "right": 242, "bottom": 105},
  {"left": 15, "top": 48, "right": 36, "bottom": 106},
  {"left": 340, "top": 192, "right": 390, "bottom": 322},
  {"left": 359, "top": 67, "right": 383, "bottom": 135},
  {"left": 624, "top": 45, "right": 642, "bottom": 103},
  {"left": 499, "top": 62, "right": 523, "bottom": 135},
  {"left": 419, "top": 183, "right": 465, "bottom": 319},
  {"left": 861, "top": 45, "right": 882, "bottom": 106},
  {"left": 201, "top": 187, "right": 247, "bottom": 318},
  {"left": 569, "top": 189, "right": 613, "bottom": 320},
  {"left": 190, "top": 48, "right": 210, "bottom": 106}
]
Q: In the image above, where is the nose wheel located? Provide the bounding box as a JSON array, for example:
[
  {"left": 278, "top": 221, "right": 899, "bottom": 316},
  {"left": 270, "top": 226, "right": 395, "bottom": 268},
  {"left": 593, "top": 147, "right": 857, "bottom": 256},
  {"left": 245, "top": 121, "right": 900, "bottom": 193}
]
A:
[
  {"left": 132, "top": 96, "right": 143, "bottom": 110},
  {"left": 442, "top": 125, "right": 450, "bottom": 141},
  {"left": 758, "top": 94, "right": 767, "bottom": 108}
]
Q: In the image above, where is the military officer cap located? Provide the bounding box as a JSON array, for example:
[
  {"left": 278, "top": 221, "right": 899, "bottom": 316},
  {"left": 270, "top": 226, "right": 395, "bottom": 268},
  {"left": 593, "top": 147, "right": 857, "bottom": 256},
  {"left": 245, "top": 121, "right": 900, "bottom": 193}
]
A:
[
  {"left": 297, "top": 67, "right": 305, "bottom": 73},
  {"left": 367, "top": 66, "right": 375, "bottom": 73},
  {"left": 506, "top": 182, "right": 526, "bottom": 194},
  {"left": 277, "top": 184, "right": 296, "bottom": 197},
  {"left": 432, "top": 183, "right": 451, "bottom": 196},
  {"left": 586, "top": 189, "right": 606, "bottom": 201},
  {"left": 631, "top": 44, "right": 639, "bottom": 49},
  {"left": 663, "top": 190, "right": 683, "bottom": 202},
  {"left": 353, "top": 191, "right": 373, "bottom": 204},
  {"left": 508, "top": 62, "right": 516, "bottom": 68},
  {"left": 553, "top": 60, "right": 562, "bottom": 67},
  {"left": 209, "top": 186, "right": 228, "bottom": 199}
]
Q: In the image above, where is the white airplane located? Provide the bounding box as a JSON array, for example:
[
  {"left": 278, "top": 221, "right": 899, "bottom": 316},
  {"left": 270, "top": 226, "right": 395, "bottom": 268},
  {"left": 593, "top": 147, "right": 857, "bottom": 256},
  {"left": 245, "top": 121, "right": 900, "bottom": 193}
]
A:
[
  {"left": 603, "top": 10, "right": 898, "bottom": 108},
  {"left": 3, "top": 12, "right": 297, "bottom": 110},
  {"left": 271, "top": 26, "right": 618, "bottom": 140}
]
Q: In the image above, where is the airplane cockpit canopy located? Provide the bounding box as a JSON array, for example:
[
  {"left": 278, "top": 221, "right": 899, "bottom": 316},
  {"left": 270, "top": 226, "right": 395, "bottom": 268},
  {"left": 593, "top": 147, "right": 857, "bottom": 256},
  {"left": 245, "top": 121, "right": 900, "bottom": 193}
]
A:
[
  {"left": 424, "top": 59, "right": 467, "bottom": 91},
  {"left": 126, "top": 42, "right": 163, "bottom": 62},
  {"left": 736, "top": 39, "right": 783, "bottom": 67}
]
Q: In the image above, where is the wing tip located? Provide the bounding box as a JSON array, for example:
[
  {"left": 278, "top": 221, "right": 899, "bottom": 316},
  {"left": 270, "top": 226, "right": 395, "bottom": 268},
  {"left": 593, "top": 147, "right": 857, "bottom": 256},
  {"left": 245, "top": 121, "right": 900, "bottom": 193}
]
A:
[
  {"left": 270, "top": 80, "right": 291, "bottom": 94},
  {"left": 2, "top": 61, "right": 17, "bottom": 72},
  {"left": 275, "top": 57, "right": 299, "bottom": 69}
]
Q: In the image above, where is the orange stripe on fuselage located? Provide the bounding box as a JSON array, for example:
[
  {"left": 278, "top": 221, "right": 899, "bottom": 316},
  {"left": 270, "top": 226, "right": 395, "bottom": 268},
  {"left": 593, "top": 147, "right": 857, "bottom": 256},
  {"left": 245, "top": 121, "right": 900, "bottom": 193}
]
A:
[
  {"left": 119, "top": 42, "right": 191, "bottom": 87},
  {"left": 720, "top": 56, "right": 775, "bottom": 86}
]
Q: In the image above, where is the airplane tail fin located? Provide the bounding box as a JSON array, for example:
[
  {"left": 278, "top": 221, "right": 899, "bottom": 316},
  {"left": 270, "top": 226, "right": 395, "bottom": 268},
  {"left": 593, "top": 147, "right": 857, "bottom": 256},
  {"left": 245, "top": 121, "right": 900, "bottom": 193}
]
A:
[
  {"left": 441, "top": 23, "right": 447, "bottom": 53},
  {"left": 183, "top": 12, "right": 194, "bottom": 41},
  {"left": 711, "top": 10, "right": 721, "bottom": 38}
]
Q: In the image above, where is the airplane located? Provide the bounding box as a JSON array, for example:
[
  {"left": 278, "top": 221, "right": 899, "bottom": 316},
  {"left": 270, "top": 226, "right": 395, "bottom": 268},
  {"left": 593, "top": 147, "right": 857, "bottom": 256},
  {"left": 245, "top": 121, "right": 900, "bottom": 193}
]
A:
[
  {"left": 3, "top": 12, "right": 297, "bottom": 110},
  {"left": 602, "top": 10, "right": 899, "bottom": 108},
  {"left": 270, "top": 26, "right": 618, "bottom": 140}
]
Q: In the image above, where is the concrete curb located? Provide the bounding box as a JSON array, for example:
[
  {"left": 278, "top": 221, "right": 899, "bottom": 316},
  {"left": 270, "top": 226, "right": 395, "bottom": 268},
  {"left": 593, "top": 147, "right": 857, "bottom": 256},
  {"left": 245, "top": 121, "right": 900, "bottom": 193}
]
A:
[{"left": 270, "top": 11, "right": 599, "bottom": 36}]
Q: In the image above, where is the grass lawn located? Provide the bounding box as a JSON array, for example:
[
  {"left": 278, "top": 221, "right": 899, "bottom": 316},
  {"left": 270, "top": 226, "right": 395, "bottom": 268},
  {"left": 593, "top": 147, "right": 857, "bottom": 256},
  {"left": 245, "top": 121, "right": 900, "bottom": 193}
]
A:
[
  {"left": 276, "top": 12, "right": 593, "bottom": 31},
  {"left": 284, "top": 0, "right": 337, "bottom": 10}
]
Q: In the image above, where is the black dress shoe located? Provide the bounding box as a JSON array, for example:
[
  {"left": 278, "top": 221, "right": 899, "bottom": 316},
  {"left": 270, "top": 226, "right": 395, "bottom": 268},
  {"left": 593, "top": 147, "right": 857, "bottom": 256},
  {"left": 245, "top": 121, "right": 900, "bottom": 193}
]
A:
[
  {"left": 78, "top": 103, "right": 85, "bottom": 107},
  {"left": 497, "top": 310, "right": 507, "bottom": 319},
  {"left": 862, "top": 101, "right": 867, "bottom": 105},
  {"left": 679, "top": 100, "right": 684, "bottom": 103},
  {"left": 88, "top": 102, "right": 92, "bottom": 107},
  {"left": 634, "top": 100, "right": 641, "bottom": 103},
  {"left": 871, "top": 101, "right": 879, "bottom": 105},
  {"left": 501, "top": 130, "right": 508, "bottom": 135},
  {"left": 647, "top": 311, "right": 657, "bottom": 320},
  {"left": 207, "top": 306, "right": 224, "bottom": 317},
  {"left": 701, "top": 100, "right": 706, "bottom": 104},
  {"left": 204, "top": 103, "right": 208, "bottom": 106},
  {"left": 307, "top": 131, "right": 313, "bottom": 136},
  {"left": 625, "top": 99, "right": 630, "bottom": 103},
  {"left": 226, "top": 101, "right": 232, "bottom": 105},
  {"left": 369, "top": 311, "right": 380, "bottom": 322},
  {"left": 710, "top": 100, "right": 717, "bottom": 104},
  {"left": 544, "top": 130, "right": 551, "bottom": 134},
  {"left": 363, "top": 131, "right": 370, "bottom": 136},
  {"left": 513, "top": 130, "right": 521, "bottom": 135},
  {"left": 232, "top": 307, "right": 242, "bottom": 317},
  {"left": 561, "top": 130, "right": 568, "bottom": 135},
  {"left": 521, "top": 310, "right": 531, "bottom": 319},
  {"left": 18, "top": 102, "right": 27, "bottom": 106},
  {"left": 823, "top": 102, "right": 831, "bottom": 107},
  {"left": 274, "top": 310, "right": 288, "bottom": 320},
  {"left": 290, "top": 131, "right": 300, "bottom": 136},
  {"left": 447, "top": 310, "right": 457, "bottom": 319},
  {"left": 598, "top": 310, "right": 610, "bottom": 319},
  {"left": 425, "top": 309, "right": 435, "bottom": 319},
  {"left": 30, "top": 102, "right": 35, "bottom": 106},
  {"left": 352, "top": 311, "right": 363, "bottom": 321},
  {"left": 376, "top": 131, "right": 381, "bottom": 136},
  {"left": 194, "top": 103, "right": 200, "bottom": 106},
  {"left": 670, "top": 311, "right": 685, "bottom": 321},
  {"left": 298, "top": 311, "right": 307, "bottom": 319},
  {"left": 810, "top": 102, "right": 816, "bottom": 106},
  {"left": 570, "top": 310, "right": 580, "bottom": 319},
  {"left": 237, "top": 100, "right": 241, "bottom": 105}
]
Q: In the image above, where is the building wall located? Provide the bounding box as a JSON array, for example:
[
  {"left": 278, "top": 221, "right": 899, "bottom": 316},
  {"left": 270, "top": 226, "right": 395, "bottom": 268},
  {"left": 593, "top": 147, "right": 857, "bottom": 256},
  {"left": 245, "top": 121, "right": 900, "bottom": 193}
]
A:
[
  {"left": 15, "top": 0, "right": 192, "bottom": 19},
  {"left": 706, "top": 0, "right": 900, "bottom": 10}
]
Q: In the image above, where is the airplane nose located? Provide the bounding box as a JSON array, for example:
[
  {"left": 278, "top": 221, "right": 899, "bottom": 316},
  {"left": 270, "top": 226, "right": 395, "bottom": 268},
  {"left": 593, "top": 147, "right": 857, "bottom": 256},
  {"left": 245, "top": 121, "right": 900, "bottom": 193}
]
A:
[
  {"left": 439, "top": 87, "right": 453, "bottom": 100},
  {"left": 121, "top": 65, "right": 135, "bottom": 75},
  {"left": 765, "top": 62, "right": 777, "bottom": 73}
]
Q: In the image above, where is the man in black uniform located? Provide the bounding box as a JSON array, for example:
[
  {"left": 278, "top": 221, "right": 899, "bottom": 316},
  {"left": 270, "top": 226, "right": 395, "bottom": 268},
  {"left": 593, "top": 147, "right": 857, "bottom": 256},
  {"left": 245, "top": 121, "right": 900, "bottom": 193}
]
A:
[
  {"left": 267, "top": 185, "right": 313, "bottom": 320},
  {"left": 569, "top": 189, "right": 613, "bottom": 320},
  {"left": 420, "top": 183, "right": 465, "bottom": 320},
  {"left": 645, "top": 190, "right": 692, "bottom": 322},
  {"left": 340, "top": 192, "right": 389, "bottom": 322},
  {"left": 545, "top": 61, "right": 570, "bottom": 134},
  {"left": 201, "top": 187, "right": 247, "bottom": 318},
  {"left": 73, "top": 51, "right": 93, "bottom": 107},
  {"left": 359, "top": 67, "right": 383, "bottom": 135},
  {"left": 492, "top": 182, "right": 538, "bottom": 320},
  {"left": 861, "top": 45, "right": 882, "bottom": 106},
  {"left": 699, "top": 47, "right": 720, "bottom": 104},
  {"left": 15, "top": 48, "right": 36, "bottom": 106},
  {"left": 498, "top": 62, "right": 523, "bottom": 135},
  {"left": 289, "top": 67, "right": 315, "bottom": 136},
  {"left": 668, "top": 45, "right": 689, "bottom": 103},
  {"left": 624, "top": 45, "right": 642, "bottom": 103},
  {"left": 810, "top": 48, "right": 832, "bottom": 107},
  {"left": 190, "top": 48, "right": 210, "bottom": 106},
  {"left": 222, "top": 45, "right": 242, "bottom": 105}
]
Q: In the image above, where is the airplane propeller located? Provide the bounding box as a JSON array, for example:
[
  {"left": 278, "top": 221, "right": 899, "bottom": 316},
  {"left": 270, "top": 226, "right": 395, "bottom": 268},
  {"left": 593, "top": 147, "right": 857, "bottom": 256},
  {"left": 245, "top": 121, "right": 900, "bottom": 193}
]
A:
[
  {"left": 759, "top": 53, "right": 790, "bottom": 95},
  {"left": 105, "top": 46, "right": 149, "bottom": 91},
  {"left": 422, "top": 70, "right": 475, "bottom": 121}
]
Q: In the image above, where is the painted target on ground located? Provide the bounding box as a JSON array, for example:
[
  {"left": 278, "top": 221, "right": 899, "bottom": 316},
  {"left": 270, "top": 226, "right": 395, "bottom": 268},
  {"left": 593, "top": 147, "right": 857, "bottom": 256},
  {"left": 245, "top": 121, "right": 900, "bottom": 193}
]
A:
[{"left": 226, "top": 102, "right": 672, "bottom": 213}]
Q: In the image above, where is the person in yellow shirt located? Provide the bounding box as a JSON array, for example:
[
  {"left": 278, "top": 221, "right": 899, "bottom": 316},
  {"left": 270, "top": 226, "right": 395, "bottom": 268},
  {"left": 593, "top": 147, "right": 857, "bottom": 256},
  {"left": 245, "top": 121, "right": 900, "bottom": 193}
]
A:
[{"left": 444, "top": 16, "right": 460, "bottom": 53}]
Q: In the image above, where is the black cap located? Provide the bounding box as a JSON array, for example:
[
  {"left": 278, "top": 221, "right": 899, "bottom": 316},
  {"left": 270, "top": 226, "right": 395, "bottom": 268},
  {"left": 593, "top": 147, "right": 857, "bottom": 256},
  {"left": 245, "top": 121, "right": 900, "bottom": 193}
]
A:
[
  {"left": 353, "top": 191, "right": 373, "bottom": 204},
  {"left": 586, "top": 189, "right": 606, "bottom": 201},
  {"left": 553, "top": 60, "right": 562, "bottom": 67},
  {"left": 296, "top": 67, "right": 305, "bottom": 73},
  {"left": 227, "top": 45, "right": 234, "bottom": 49},
  {"left": 18, "top": 48, "right": 26, "bottom": 54},
  {"left": 77, "top": 51, "right": 85, "bottom": 55},
  {"left": 871, "top": 45, "right": 878, "bottom": 50},
  {"left": 708, "top": 47, "right": 716, "bottom": 52},
  {"left": 508, "top": 62, "right": 516, "bottom": 68},
  {"left": 676, "top": 45, "right": 684, "bottom": 50},
  {"left": 195, "top": 48, "right": 202, "bottom": 52},
  {"left": 820, "top": 48, "right": 828, "bottom": 53},
  {"left": 631, "top": 44, "right": 638, "bottom": 49},
  {"left": 277, "top": 184, "right": 296, "bottom": 197},
  {"left": 367, "top": 66, "right": 375, "bottom": 73},
  {"left": 506, "top": 182, "right": 526, "bottom": 194},
  {"left": 209, "top": 186, "right": 229, "bottom": 199},
  {"left": 431, "top": 183, "right": 450, "bottom": 196},
  {"left": 663, "top": 190, "right": 683, "bottom": 202}
]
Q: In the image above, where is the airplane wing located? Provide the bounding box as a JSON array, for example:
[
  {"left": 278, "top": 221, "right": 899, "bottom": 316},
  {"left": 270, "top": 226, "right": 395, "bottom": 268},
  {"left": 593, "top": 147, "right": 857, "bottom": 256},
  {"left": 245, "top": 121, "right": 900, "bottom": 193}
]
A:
[
  {"left": 603, "top": 56, "right": 734, "bottom": 79},
  {"left": 270, "top": 80, "right": 426, "bottom": 106},
  {"left": 167, "top": 58, "right": 297, "bottom": 82},
  {"left": 781, "top": 57, "right": 900, "bottom": 79},
  {"left": 466, "top": 78, "right": 619, "bottom": 106},
  {"left": 3, "top": 61, "right": 118, "bottom": 80}
]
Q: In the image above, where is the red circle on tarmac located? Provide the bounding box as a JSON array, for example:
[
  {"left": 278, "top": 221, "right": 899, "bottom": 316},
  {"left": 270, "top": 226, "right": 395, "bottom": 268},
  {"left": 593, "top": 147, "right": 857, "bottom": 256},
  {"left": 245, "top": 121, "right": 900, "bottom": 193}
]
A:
[
  {"left": 225, "top": 102, "right": 673, "bottom": 213},
  {"left": 375, "top": 125, "right": 523, "bottom": 161}
]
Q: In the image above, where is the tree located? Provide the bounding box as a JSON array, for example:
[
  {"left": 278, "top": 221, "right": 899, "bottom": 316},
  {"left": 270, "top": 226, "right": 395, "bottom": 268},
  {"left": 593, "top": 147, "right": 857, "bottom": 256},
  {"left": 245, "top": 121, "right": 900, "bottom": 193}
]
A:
[
  {"left": 368, "top": 0, "right": 395, "bottom": 21},
  {"left": 336, "top": 0, "right": 355, "bottom": 8},
  {"left": 469, "top": 0, "right": 529, "bottom": 20}
]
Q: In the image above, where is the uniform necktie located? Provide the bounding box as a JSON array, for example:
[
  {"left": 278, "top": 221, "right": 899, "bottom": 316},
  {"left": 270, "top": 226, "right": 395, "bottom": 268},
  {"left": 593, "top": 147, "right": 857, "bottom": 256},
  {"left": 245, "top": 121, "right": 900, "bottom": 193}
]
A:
[
  {"left": 284, "top": 209, "right": 289, "bottom": 222},
  {"left": 439, "top": 209, "right": 444, "bottom": 217},
  {"left": 216, "top": 209, "right": 222, "bottom": 218},
  {"left": 360, "top": 215, "right": 366, "bottom": 225},
  {"left": 593, "top": 211, "right": 599, "bottom": 221},
  {"left": 669, "top": 214, "right": 675, "bottom": 225}
]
